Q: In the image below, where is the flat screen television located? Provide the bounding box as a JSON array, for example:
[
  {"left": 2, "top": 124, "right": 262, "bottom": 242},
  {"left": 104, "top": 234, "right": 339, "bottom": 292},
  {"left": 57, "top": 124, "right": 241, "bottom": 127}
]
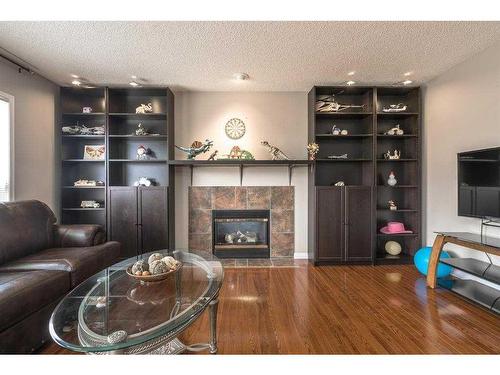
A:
[{"left": 458, "top": 146, "right": 500, "bottom": 219}]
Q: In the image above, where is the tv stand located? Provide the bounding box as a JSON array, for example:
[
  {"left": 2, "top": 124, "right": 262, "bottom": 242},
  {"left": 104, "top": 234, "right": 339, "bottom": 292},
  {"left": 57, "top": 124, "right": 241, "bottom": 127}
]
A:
[{"left": 427, "top": 232, "right": 500, "bottom": 314}]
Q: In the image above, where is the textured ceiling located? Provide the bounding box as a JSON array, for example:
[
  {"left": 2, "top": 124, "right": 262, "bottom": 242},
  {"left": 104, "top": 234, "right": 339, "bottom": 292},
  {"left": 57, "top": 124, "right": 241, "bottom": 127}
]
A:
[{"left": 0, "top": 21, "right": 500, "bottom": 91}]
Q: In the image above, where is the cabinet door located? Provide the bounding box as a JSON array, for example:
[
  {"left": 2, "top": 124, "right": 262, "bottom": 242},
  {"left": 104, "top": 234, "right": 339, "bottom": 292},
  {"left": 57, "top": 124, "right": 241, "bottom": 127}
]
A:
[
  {"left": 108, "top": 187, "right": 138, "bottom": 259},
  {"left": 139, "top": 186, "right": 168, "bottom": 254},
  {"left": 345, "top": 186, "right": 373, "bottom": 262},
  {"left": 316, "top": 187, "right": 343, "bottom": 261}
]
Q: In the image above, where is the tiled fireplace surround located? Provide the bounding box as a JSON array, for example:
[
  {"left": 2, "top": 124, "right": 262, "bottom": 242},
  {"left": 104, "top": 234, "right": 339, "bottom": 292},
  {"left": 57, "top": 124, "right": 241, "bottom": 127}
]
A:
[{"left": 189, "top": 186, "right": 295, "bottom": 258}]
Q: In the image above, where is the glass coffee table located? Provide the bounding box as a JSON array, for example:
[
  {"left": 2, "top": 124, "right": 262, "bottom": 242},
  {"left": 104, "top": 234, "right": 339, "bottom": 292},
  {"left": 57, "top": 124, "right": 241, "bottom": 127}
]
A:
[{"left": 49, "top": 250, "right": 223, "bottom": 354}]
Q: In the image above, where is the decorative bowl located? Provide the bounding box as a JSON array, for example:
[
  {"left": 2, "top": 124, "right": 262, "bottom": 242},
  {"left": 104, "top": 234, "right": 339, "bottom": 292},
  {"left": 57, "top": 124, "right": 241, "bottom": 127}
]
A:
[{"left": 126, "top": 262, "right": 182, "bottom": 282}]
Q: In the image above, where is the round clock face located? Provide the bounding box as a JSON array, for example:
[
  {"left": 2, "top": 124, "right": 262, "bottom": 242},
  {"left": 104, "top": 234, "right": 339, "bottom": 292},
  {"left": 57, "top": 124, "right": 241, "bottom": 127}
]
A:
[{"left": 225, "top": 118, "right": 246, "bottom": 140}]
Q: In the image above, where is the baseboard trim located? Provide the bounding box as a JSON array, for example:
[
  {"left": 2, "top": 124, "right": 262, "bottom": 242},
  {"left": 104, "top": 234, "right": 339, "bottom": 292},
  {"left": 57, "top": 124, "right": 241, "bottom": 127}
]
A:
[{"left": 293, "top": 253, "right": 309, "bottom": 259}]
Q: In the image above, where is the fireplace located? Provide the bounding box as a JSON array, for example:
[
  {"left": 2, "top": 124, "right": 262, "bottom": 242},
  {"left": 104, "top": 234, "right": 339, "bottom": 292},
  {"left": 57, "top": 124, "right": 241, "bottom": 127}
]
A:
[{"left": 212, "top": 210, "right": 270, "bottom": 258}]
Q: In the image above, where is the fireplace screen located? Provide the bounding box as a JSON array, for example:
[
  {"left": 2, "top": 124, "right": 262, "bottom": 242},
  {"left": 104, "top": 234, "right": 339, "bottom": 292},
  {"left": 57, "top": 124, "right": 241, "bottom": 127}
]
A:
[{"left": 212, "top": 210, "right": 270, "bottom": 258}]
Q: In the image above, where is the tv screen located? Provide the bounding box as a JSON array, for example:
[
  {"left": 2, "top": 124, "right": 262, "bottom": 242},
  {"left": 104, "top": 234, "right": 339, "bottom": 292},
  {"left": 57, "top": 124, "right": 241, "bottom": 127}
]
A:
[{"left": 458, "top": 147, "right": 500, "bottom": 219}]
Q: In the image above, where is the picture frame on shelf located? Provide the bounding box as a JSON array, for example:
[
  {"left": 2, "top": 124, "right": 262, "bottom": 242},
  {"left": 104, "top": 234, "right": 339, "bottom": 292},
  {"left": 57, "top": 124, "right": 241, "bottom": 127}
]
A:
[{"left": 83, "top": 145, "right": 106, "bottom": 160}]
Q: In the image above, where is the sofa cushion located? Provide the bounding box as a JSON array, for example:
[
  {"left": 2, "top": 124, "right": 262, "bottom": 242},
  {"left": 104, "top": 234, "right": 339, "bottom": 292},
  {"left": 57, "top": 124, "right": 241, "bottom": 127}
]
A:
[
  {"left": 0, "top": 270, "right": 70, "bottom": 332},
  {"left": 0, "top": 241, "right": 121, "bottom": 287},
  {"left": 0, "top": 200, "right": 56, "bottom": 265}
]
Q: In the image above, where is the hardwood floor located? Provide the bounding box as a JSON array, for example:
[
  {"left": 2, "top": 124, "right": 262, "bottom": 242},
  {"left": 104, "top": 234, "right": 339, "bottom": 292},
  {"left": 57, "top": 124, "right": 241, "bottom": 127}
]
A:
[{"left": 40, "top": 262, "right": 500, "bottom": 354}]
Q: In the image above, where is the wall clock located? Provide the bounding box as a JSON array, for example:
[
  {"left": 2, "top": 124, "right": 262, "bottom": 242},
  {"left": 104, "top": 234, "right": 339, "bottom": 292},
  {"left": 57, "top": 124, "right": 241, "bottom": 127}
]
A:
[{"left": 225, "top": 118, "right": 246, "bottom": 140}]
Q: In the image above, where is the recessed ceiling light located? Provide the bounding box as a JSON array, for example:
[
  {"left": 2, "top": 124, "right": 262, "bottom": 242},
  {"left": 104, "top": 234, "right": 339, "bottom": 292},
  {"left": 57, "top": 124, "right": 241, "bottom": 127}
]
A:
[
  {"left": 233, "top": 73, "right": 250, "bottom": 81},
  {"left": 402, "top": 80, "right": 413, "bottom": 85},
  {"left": 71, "top": 80, "right": 81, "bottom": 86},
  {"left": 70, "top": 74, "right": 79, "bottom": 79},
  {"left": 129, "top": 81, "right": 139, "bottom": 87},
  {"left": 347, "top": 71, "right": 356, "bottom": 76},
  {"left": 346, "top": 80, "right": 356, "bottom": 86},
  {"left": 131, "top": 75, "right": 137, "bottom": 79},
  {"left": 404, "top": 72, "right": 413, "bottom": 77}
]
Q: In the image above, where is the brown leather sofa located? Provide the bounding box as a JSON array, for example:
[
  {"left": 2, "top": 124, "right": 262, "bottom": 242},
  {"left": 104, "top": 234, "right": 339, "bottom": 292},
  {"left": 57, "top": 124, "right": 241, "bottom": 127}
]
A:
[{"left": 0, "top": 200, "right": 120, "bottom": 353}]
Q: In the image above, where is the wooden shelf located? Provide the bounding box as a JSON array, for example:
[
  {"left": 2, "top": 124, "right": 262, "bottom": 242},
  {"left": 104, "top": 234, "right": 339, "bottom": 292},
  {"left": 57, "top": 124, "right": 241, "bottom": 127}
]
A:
[
  {"left": 377, "top": 185, "right": 418, "bottom": 188},
  {"left": 377, "top": 134, "right": 417, "bottom": 138},
  {"left": 62, "top": 112, "right": 105, "bottom": 116},
  {"left": 62, "top": 159, "right": 105, "bottom": 162},
  {"left": 315, "top": 112, "right": 373, "bottom": 118},
  {"left": 109, "top": 135, "right": 167, "bottom": 139},
  {"left": 377, "top": 159, "right": 417, "bottom": 162},
  {"left": 169, "top": 159, "right": 311, "bottom": 166},
  {"left": 316, "top": 158, "right": 371, "bottom": 162},
  {"left": 377, "top": 112, "right": 419, "bottom": 116},
  {"left": 377, "top": 208, "right": 418, "bottom": 212},
  {"left": 377, "top": 233, "right": 418, "bottom": 237},
  {"left": 375, "top": 253, "right": 413, "bottom": 264},
  {"left": 316, "top": 134, "right": 373, "bottom": 138},
  {"left": 62, "top": 135, "right": 105, "bottom": 138},
  {"left": 62, "top": 208, "right": 105, "bottom": 211},
  {"left": 109, "top": 159, "right": 167, "bottom": 162},
  {"left": 62, "top": 186, "right": 106, "bottom": 189}
]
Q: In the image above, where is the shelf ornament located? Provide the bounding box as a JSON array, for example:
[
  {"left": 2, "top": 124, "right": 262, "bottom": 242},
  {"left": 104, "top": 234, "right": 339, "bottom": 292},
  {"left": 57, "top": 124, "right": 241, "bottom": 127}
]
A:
[
  {"left": 385, "top": 124, "right": 404, "bottom": 135},
  {"left": 135, "top": 103, "right": 153, "bottom": 114},
  {"left": 384, "top": 149, "right": 401, "bottom": 160},
  {"left": 307, "top": 142, "right": 319, "bottom": 160},
  {"left": 175, "top": 139, "right": 213, "bottom": 159},
  {"left": 261, "top": 140, "right": 289, "bottom": 160},
  {"left": 387, "top": 171, "right": 398, "bottom": 186},
  {"left": 315, "top": 94, "right": 365, "bottom": 112}
]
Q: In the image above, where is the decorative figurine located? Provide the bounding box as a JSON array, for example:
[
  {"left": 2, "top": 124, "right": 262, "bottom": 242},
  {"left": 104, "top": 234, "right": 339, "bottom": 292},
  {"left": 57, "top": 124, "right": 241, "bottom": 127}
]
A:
[
  {"left": 340, "top": 129, "right": 348, "bottom": 135},
  {"left": 382, "top": 103, "right": 407, "bottom": 113},
  {"left": 208, "top": 150, "right": 219, "bottom": 160},
  {"left": 225, "top": 118, "right": 246, "bottom": 140},
  {"left": 136, "top": 145, "right": 153, "bottom": 160},
  {"left": 74, "top": 179, "right": 105, "bottom": 187},
  {"left": 384, "top": 149, "right": 401, "bottom": 160},
  {"left": 80, "top": 200, "right": 101, "bottom": 208},
  {"left": 388, "top": 200, "right": 398, "bottom": 211},
  {"left": 261, "top": 140, "right": 289, "bottom": 160},
  {"left": 332, "top": 125, "right": 341, "bottom": 135},
  {"left": 83, "top": 145, "right": 105, "bottom": 160},
  {"left": 387, "top": 171, "right": 398, "bottom": 186},
  {"left": 175, "top": 139, "right": 213, "bottom": 159},
  {"left": 229, "top": 146, "right": 242, "bottom": 159},
  {"left": 133, "top": 177, "right": 152, "bottom": 187},
  {"left": 82, "top": 107, "right": 93, "bottom": 113},
  {"left": 62, "top": 124, "right": 104, "bottom": 135},
  {"left": 135, "top": 103, "right": 153, "bottom": 114},
  {"left": 222, "top": 146, "right": 254, "bottom": 160},
  {"left": 328, "top": 153, "right": 348, "bottom": 159},
  {"left": 333, "top": 181, "right": 345, "bottom": 186},
  {"left": 134, "top": 123, "right": 148, "bottom": 136},
  {"left": 385, "top": 124, "right": 404, "bottom": 135},
  {"left": 307, "top": 142, "right": 319, "bottom": 160},
  {"left": 315, "top": 94, "right": 365, "bottom": 112}
]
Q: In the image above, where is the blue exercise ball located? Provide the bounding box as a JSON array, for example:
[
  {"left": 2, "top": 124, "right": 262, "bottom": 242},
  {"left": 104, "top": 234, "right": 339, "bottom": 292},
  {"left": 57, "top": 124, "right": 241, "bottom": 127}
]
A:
[{"left": 414, "top": 247, "right": 452, "bottom": 278}]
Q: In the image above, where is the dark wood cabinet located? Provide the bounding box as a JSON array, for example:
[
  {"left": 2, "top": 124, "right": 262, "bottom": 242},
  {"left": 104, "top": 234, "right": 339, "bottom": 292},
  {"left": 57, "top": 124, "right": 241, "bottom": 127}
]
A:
[
  {"left": 316, "top": 187, "right": 343, "bottom": 261},
  {"left": 109, "top": 186, "right": 168, "bottom": 258},
  {"left": 314, "top": 186, "right": 372, "bottom": 264}
]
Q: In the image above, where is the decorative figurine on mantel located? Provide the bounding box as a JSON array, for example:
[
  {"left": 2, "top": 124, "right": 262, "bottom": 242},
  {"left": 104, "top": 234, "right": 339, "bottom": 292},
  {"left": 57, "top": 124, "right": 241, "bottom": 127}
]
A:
[
  {"left": 388, "top": 200, "right": 398, "bottom": 211},
  {"left": 219, "top": 146, "right": 254, "bottom": 160},
  {"left": 135, "top": 103, "right": 153, "bottom": 114},
  {"left": 315, "top": 94, "right": 365, "bottom": 112},
  {"left": 387, "top": 171, "right": 398, "bottom": 186},
  {"left": 385, "top": 124, "right": 404, "bottom": 135},
  {"left": 175, "top": 139, "right": 213, "bottom": 159},
  {"left": 333, "top": 181, "right": 345, "bottom": 186},
  {"left": 384, "top": 149, "right": 401, "bottom": 160},
  {"left": 307, "top": 142, "right": 319, "bottom": 160},
  {"left": 382, "top": 103, "right": 407, "bottom": 113},
  {"left": 261, "top": 140, "right": 289, "bottom": 160},
  {"left": 208, "top": 150, "right": 219, "bottom": 160}
]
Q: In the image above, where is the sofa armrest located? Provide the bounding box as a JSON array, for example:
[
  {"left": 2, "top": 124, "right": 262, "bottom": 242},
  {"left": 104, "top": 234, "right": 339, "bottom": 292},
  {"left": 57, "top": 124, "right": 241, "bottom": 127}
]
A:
[{"left": 53, "top": 224, "right": 106, "bottom": 248}]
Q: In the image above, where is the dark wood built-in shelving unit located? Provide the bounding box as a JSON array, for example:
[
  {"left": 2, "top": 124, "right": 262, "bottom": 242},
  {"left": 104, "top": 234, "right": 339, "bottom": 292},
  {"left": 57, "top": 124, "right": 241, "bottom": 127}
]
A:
[
  {"left": 308, "top": 86, "right": 422, "bottom": 265},
  {"left": 59, "top": 87, "right": 175, "bottom": 258}
]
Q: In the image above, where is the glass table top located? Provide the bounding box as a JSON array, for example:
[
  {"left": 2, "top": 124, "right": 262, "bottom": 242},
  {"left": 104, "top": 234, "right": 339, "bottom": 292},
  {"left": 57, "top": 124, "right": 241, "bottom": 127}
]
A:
[
  {"left": 434, "top": 232, "right": 500, "bottom": 249},
  {"left": 49, "top": 250, "right": 223, "bottom": 353}
]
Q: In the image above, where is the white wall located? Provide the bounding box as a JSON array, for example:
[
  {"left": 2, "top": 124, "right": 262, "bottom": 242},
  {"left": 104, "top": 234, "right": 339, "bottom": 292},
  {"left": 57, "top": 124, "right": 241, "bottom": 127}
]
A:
[
  {"left": 0, "top": 61, "right": 59, "bottom": 211},
  {"left": 424, "top": 39, "right": 500, "bottom": 264},
  {"left": 174, "top": 92, "right": 309, "bottom": 257}
]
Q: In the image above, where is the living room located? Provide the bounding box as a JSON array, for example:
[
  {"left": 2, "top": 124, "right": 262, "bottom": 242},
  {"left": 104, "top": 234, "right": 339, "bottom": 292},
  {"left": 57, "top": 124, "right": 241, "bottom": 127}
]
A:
[{"left": 1, "top": 2, "right": 499, "bottom": 373}]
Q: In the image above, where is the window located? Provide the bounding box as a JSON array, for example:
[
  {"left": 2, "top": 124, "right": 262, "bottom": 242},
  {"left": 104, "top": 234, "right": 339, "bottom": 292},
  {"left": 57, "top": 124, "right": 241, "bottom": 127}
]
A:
[{"left": 0, "top": 92, "right": 13, "bottom": 202}]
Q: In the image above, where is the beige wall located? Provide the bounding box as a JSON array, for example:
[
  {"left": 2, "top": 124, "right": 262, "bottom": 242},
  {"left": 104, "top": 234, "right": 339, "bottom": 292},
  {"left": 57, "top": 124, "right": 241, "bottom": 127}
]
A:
[
  {"left": 0, "top": 61, "right": 59, "bottom": 212},
  {"left": 174, "top": 91, "right": 309, "bottom": 256},
  {"left": 424, "top": 39, "right": 500, "bottom": 263}
]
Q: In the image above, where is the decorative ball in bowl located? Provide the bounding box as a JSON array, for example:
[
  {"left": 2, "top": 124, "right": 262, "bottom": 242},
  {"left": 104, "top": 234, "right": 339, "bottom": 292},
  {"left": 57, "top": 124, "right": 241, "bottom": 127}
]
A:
[{"left": 126, "top": 254, "right": 182, "bottom": 282}]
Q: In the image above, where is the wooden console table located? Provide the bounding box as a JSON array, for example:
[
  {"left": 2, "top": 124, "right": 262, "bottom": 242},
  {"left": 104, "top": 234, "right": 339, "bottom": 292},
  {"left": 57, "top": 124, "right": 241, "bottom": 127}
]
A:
[{"left": 427, "top": 232, "right": 500, "bottom": 288}]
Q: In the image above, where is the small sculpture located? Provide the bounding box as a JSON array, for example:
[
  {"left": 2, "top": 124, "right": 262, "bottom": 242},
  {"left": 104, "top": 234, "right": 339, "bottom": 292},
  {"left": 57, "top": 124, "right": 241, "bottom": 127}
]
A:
[
  {"left": 175, "top": 139, "right": 213, "bottom": 159},
  {"left": 208, "top": 150, "right": 219, "bottom": 160},
  {"left": 133, "top": 177, "right": 152, "bottom": 187},
  {"left": 332, "top": 125, "right": 341, "bottom": 135},
  {"left": 261, "top": 141, "right": 289, "bottom": 160},
  {"left": 385, "top": 124, "right": 404, "bottom": 136},
  {"left": 388, "top": 200, "right": 398, "bottom": 211},
  {"left": 134, "top": 123, "right": 148, "bottom": 136},
  {"left": 135, "top": 103, "right": 153, "bottom": 114},
  {"left": 384, "top": 149, "right": 401, "bottom": 160},
  {"left": 74, "top": 179, "right": 104, "bottom": 187},
  {"left": 316, "top": 95, "right": 365, "bottom": 112},
  {"left": 229, "top": 146, "right": 242, "bottom": 159},
  {"left": 136, "top": 145, "right": 152, "bottom": 160},
  {"left": 382, "top": 103, "right": 407, "bottom": 113},
  {"left": 307, "top": 142, "right": 319, "bottom": 160},
  {"left": 62, "top": 124, "right": 104, "bottom": 135},
  {"left": 82, "top": 107, "right": 93, "bottom": 113},
  {"left": 334, "top": 181, "right": 345, "bottom": 186},
  {"left": 387, "top": 171, "right": 398, "bottom": 186},
  {"left": 328, "top": 154, "right": 348, "bottom": 159},
  {"left": 80, "top": 200, "right": 101, "bottom": 208}
]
